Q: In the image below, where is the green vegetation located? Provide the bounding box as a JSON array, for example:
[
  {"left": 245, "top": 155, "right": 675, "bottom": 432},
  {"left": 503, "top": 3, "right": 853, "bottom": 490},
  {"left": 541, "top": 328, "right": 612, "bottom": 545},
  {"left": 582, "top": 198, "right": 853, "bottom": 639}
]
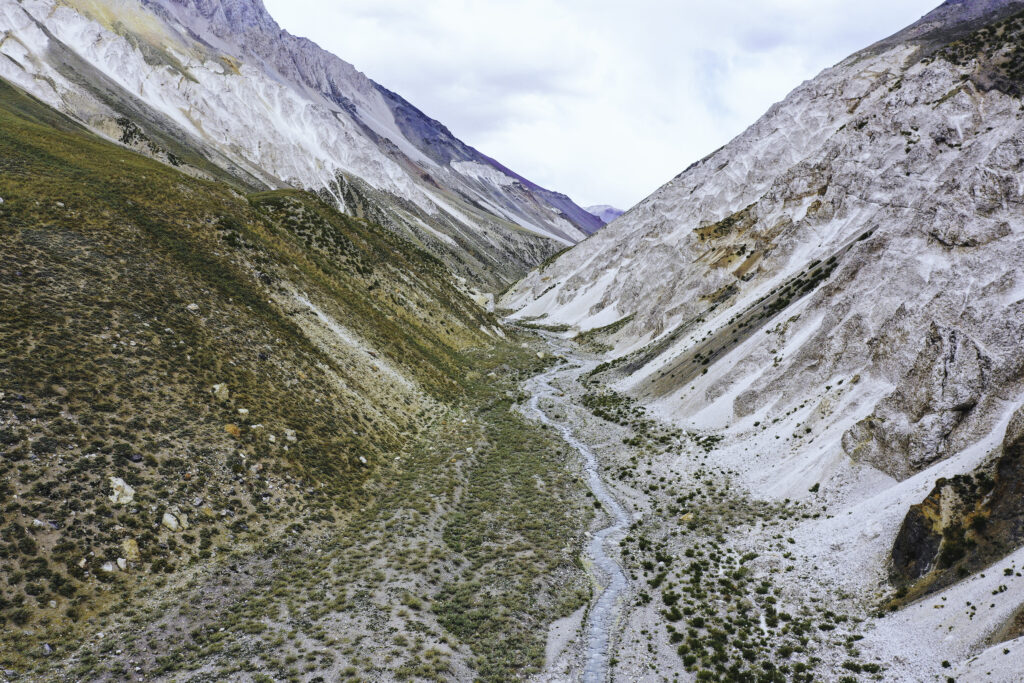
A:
[
  {"left": 609, "top": 416, "right": 883, "bottom": 681},
  {"left": 0, "top": 78, "right": 591, "bottom": 680},
  {"left": 936, "top": 10, "right": 1024, "bottom": 96},
  {"left": 573, "top": 314, "right": 635, "bottom": 353}
]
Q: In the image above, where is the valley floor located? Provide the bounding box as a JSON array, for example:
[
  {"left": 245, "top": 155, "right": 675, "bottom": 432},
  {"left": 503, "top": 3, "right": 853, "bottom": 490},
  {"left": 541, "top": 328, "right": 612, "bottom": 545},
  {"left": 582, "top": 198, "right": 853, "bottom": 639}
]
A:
[
  {"left": 2, "top": 341, "right": 594, "bottom": 683},
  {"left": 525, "top": 336, "right": 1024, "bottom": 683},
  {"left": 8, "top": 330, "right": 1024, "bottom": 682}
]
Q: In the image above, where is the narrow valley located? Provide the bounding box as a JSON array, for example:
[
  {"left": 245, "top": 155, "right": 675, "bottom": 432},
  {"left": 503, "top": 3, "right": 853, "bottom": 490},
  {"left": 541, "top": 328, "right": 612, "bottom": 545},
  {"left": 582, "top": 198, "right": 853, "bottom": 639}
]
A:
[{"left": 6, "top": 0, "right": 1024, "bottom": 681}]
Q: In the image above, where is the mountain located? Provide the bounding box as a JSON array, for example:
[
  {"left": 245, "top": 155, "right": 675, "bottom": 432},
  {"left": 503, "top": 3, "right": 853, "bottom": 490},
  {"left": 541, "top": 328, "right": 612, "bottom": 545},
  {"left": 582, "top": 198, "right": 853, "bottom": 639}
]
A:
[
  {"left": 0, "top": 0, "right": 602, "bottom": 289},
  {"left": 585, "top": 204, "right": 625, "bottom": 225},
  {"left": 0, "top": 74, "right": 592, "bottom": 680},
  {"left": 503, "top": 0, "right": 1024, "bottom": 677}
]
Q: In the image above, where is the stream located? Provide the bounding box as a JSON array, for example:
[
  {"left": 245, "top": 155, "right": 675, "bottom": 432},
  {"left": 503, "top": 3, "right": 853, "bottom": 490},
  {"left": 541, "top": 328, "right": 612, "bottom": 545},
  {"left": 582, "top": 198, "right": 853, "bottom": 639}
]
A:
[{"left": 525, "top": 358, "right": 631, "bottom": 683}]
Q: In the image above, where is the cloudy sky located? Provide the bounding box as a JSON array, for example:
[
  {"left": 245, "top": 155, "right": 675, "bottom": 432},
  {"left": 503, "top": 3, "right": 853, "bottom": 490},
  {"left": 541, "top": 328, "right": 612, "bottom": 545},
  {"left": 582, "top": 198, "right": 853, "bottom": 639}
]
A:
[{"left": 263, "top": 0, "right": 939, "bottom": 209}]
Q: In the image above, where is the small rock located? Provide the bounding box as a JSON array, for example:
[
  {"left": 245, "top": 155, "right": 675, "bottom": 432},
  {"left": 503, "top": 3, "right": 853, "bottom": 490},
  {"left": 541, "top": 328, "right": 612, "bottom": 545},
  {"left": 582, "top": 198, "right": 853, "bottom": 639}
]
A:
[
  {"left": 109, "top": 477, "right": 135, "bottom": 505},
  {"left": 78, "top": 557, "right": 87, "bottom": 569},
  {"left": 284, "top": 429, "right": 297, "bottom": 443},
  {"left": 48, "top": 601, "right": 56, "bottom": 609},
  {"left": 210, "top": 383, "right": 229, "bottom": 401},
  {"left": 237, "top": 408, "right": 249, "bottom": 416},
  {"left": 537, "top": 352, "right": 547, "bottom": 359},
  {"left": 128, "top": 453, "right": 143, "bottom": 463},
  {"left": 192, "top": 496, "right": 204, "bottom": 507},
  {"left": 161, "top": 511, "right": 180, "bottom": 532},
  {"left": 32, "top": 519, "right": 45, "bottom": 528},
  {"left": 358, "top": 455, "right": 368, "bottom": 465},
  {"left": 186, "top": 303, "right": 200, "bottom": 314},
  {"left": 268, "top": 434, "right": 276, "bottom": 443},
  {"left": 100, "top": 562, "right": 115, "bottom": 573},
  {"left": 42, "top": 644, "right": 52, "bottom": 656},
  {"left": 117, "top": 558, "right": 127, "bottom": 571}
]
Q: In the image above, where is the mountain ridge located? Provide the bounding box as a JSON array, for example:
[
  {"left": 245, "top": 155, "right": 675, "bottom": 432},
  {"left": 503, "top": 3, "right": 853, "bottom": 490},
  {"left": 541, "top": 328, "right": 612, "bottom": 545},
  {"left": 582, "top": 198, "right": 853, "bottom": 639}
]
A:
[
  {"left": 502, "top": 1, "right": 1024, "bottom": 677},
  {"left": 0, "top": 0, "right": 601, "bottom": 288}
]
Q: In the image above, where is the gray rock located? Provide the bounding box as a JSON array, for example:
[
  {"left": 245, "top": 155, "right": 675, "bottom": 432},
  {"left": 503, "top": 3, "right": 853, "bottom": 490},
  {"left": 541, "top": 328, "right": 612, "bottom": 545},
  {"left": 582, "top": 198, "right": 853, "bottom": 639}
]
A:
[{"left": 843, "top": 323, "right": 991, "bottom": 479}]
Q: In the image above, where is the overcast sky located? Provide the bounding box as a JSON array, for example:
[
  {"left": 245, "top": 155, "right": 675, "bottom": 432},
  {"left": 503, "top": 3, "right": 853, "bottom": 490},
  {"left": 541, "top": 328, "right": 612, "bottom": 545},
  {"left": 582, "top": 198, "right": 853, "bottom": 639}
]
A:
[{"left": 263, "top": 0, "right": 939, "bottom": 209}]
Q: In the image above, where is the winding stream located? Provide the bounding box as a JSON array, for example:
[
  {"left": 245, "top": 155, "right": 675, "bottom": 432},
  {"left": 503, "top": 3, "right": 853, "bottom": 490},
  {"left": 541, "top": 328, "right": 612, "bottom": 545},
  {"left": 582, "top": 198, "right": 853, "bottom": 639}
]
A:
[{"left": 525, "top": 360, "right": 631, "bottom": 683}]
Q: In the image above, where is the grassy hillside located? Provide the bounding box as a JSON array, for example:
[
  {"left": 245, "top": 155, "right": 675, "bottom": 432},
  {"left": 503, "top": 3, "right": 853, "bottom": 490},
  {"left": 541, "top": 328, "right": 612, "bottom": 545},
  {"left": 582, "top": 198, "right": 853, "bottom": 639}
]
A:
[{"left": 0, "top": 79, "right": 591, "bottom": 681}]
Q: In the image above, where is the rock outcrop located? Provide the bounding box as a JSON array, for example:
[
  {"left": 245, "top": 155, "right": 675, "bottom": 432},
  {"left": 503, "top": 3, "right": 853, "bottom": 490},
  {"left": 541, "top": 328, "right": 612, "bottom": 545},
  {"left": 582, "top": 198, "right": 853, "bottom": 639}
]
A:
[{"left": 891, "top": 404, "right": 1024, "bottom": 599}]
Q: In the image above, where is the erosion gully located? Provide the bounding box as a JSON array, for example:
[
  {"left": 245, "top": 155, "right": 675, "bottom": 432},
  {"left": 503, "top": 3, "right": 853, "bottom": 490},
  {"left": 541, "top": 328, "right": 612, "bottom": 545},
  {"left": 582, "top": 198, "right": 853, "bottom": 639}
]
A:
[{"left": 523, "top": 347, "right": 631, "bottom": 683}]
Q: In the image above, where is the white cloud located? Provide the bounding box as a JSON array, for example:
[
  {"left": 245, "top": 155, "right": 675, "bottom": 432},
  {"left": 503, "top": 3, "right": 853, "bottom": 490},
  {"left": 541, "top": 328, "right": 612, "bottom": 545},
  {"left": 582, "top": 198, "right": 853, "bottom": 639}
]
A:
[{"left": 262, "top": 0, "right": 939, "bottom": 208}]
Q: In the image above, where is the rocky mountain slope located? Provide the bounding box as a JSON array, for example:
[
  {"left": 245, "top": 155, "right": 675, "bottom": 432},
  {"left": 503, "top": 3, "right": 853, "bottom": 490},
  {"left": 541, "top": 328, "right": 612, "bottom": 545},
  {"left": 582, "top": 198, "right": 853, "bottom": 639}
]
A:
[
  {"left": 504, "top": 0, "right": 1024, "bottom": 677},
  {"left": 0, "top": 78, "right": 594, "bottom": 681},
  {"left": 0, "top": 0, "right": 600, "bottom": 289}
]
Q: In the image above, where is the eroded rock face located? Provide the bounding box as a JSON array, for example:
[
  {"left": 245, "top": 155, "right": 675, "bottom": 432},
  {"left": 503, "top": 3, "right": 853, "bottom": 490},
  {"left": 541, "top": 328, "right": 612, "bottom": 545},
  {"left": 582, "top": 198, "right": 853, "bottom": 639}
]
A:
[
  {"left": 890, "top": 404, "right": 1024, "bottom": 598},
  {"left": 842, "top": 323, "right": 991, "bottom": 480},
  {"left": 503, "top": 7, "right": 1024, "bottom": 487},
  {"left": 891, "top": 503, "right": 943, "bottom": 582},
  {"left": 988, "top": 406, "right": 1024, "bottom": 543}
]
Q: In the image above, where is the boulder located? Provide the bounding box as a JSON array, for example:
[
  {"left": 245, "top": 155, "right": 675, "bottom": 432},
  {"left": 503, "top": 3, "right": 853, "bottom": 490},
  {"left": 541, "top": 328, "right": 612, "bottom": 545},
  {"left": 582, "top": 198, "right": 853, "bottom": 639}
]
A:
[
  {"left": 161, "top": 511, "right": 180, "bottom": 532},
  {"left": 161, "top": 510, "right": 189, "bottom": 532},
  {"left": 108, "top": 477, "right": 135, "bottom": 505}
]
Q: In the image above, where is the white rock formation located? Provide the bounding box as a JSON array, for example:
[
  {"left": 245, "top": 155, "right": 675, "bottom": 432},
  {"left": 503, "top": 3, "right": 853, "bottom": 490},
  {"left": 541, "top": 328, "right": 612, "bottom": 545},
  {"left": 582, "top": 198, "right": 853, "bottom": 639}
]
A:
[{"left": 504, "top": 1, "right": 1024, "bottom": 674}]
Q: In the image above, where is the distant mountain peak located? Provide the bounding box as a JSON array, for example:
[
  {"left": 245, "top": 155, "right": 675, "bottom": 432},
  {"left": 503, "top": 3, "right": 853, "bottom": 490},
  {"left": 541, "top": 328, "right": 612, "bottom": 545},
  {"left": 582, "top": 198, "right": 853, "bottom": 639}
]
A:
[{"left": 585, "top": 205, "right": 625, "bottom": 226}]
